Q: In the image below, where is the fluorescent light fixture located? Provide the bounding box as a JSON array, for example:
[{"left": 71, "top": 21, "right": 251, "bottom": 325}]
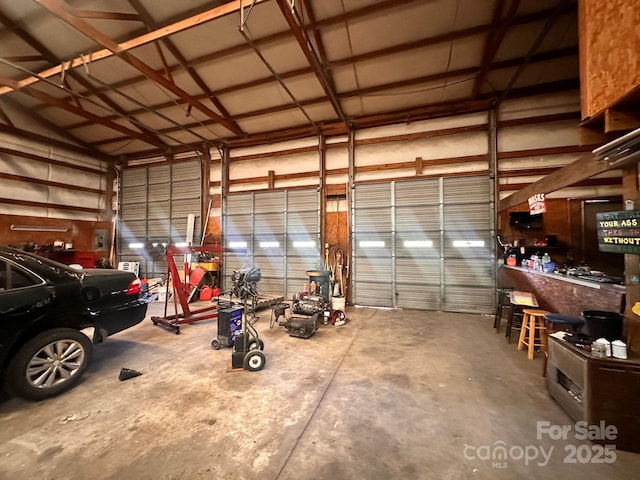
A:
[
  {"left": 404, "top": 240, "right": 433, "bottom": 248},
  {"left": 453, "top": 240, "right": 485, "bottom": 247},
  {"left": 293, "top": 241, "right": 315, "bottom": 248},
  {"left": 260, "top": 241, "right": 280, "bottom": 248},
  {"left": 129, "top": 242, "right": 144, "bottom": 248},
  {"left": 229, "top": 241, "right": 247, "bottom": 248},
  {"left": 593, "top": 127, "right": 640, "bottom": 166},
  {"left": 175, "top": 242, "right": 188, "bottom": 247},
  {"left": 11, "top": 225, "right": 68, "bottom": 232},
  {"left": 359, "top": 241, "right": 385, "bottom": 248}
]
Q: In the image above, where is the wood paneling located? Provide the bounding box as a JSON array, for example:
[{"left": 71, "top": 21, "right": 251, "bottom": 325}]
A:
[
  {"left": 324, "top": 207, "right": 350, "bottom": 301},
  {"left": 579, "top": 0, "right": 640, "bottom": 120},
  {"left": 0, "top": 213, "right": 110, "bottom": 267},
  {"left": 499, "top": 198, "right": 571, "bottom": 251}
]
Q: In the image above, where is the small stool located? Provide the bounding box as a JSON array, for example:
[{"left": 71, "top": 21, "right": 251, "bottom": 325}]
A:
[
  {"left": 517, "top": 309, "right": 550, "bottom": 359},
  {"left": 493, "top": 287, "right": 515, "bottom": 333},
  {"left": 541, "top": 313, "right": 585, "bottom": 376}
]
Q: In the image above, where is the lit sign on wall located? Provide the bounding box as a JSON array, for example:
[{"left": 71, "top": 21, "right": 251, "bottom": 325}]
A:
[{"left": 596, "top": 210, "right": 640, "bottom": 254}]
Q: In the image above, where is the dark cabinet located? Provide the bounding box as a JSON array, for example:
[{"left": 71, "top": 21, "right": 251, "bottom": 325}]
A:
[{"left": 546, "top": 336, "right": 640, "bottom": 453}]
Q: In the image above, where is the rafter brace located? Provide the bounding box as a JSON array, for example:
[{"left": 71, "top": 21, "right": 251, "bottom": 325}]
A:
[
  {"left": 274, "top": 0, "right": 348, "bottom": 126},
  {"left": 73, "top": 10, "right": 142, "bottom": 22},
  {"left": 0, "top": 73, "right": 165, "bottom": 148},
  {"left": 1, "top": 1, "right": 264, "bottom": 97},
  {"left": 35, "top": 0, "right": 243, "bottom": 136}
]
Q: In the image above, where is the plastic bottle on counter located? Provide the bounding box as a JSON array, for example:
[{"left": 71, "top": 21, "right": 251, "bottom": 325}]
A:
[
  {"left": 530, "top": 254, "right": 539, "bottom": 270},
  {"left": 541, "top": 252, "right": 551, "bottom": 266}
]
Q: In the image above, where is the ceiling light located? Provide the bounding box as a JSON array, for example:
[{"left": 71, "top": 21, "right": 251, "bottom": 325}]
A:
[
  {"left": 359, "top": 241, "right": 385, "bottom": 248},
  {"left": 404, "top": 240, "right": 433, "bottom": 247},
  {"left": 453, "top": 240, "right": 485, "bottom": 247},
  {"left": 293, "top": 241, "right": 315, "bottom": 248},
  {"left": 260, "top": 241, "right": 280, "bottom": 248},
  {"left": 11, "top": 225, "right": 68, "bottom": 232}
]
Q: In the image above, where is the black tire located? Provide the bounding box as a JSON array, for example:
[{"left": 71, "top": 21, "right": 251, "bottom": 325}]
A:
[
  {"left": 5, "top": 328, "right": 92, "bottom": 401},
  {"left": 247, "top": 338, "right": 265, "bottom": 351},
  {"left": 243, "top": 350, "right": 266, "bottom": 372},
  {"left": 211, "top": 339, "right": 221, "bottom": 350}
]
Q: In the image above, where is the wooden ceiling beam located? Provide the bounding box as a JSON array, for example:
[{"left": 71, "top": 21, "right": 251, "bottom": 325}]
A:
[
  {"left": 0, "top": 113, "right": 108, "bottom": 160},
  {"left": 36, "top": 0, "right": 243, "bottom": 136},
  {"left": 274, "top": 0, "right": 347, "bottom": 125},
  {"left": 34, "top": 1, "right": 572, "bottom": 111},
  {"left": 497, "top": 153, "right": 614, "bottom": 212},
  {"left": 75, "top": 9, "right": 142, "bottom": 22},
  {"left": 70, "top": 1, "right": 424, "bottom": 101},
  {"left": 471, "top": 0, "right": 520, "bottom": 99},
  {"left": 96, "top": 75, "right": 579, "bottom": 152},
  {"left": 127, "top": 0, "right": 244, "bottom": 136},
  {"left": 225, "top": 48, "right": 577, "bottom": 121},
  {"left": 499, "top": 176, "right": 621, "bottom": 191},
  {"left": 604, "top": 108, "right": 640, "bottom": 133},
  {"left": 1, "top": 0, "right": 263, "bottom": 96},
  {"left": 73, "top": 10, "right": 142, "bottom": 22},
  {"left": 3, "top": 55, "right": 46, "bottom": 63},
  {"left": 0, "top": 103, "right": 14, "bottom": 127},
  {"left": 63, "top": 40, "right": 577, "bottom": 134},
  {"left": 0, "top": 9, "right": 167, "bottom": 151},
  {"left": 0, "top": 74, "right": 166, "bottom": 148}
]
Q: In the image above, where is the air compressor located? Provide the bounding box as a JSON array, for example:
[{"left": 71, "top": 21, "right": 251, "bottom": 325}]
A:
[{"left": 270, "top": 302, "right": 319, "bottom": 339}]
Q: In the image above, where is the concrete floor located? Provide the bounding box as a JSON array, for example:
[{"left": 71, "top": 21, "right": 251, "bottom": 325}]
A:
[{"left": 1, "top": 301, "right": 640, "bottom": 480}]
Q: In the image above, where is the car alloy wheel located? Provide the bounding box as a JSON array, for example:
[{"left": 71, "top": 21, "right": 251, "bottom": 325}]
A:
[
  {"left": 26, "top": 339, "right": 86, "bottom": 388},
  {"left": 6, "top": 329, "right": 92, "bottom": 401}
]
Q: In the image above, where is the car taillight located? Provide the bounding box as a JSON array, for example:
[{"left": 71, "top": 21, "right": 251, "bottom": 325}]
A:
[{"left": 126, "top": 278, "right": 142, "bottom": 295}]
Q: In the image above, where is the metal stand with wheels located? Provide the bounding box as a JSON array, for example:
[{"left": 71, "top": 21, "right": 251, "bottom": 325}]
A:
[
  {"left": 229, "top": 298, "right": 266, "bottom": 372},
  {"left": 151, "top": 245, "right": 224, "bottom": 334}
]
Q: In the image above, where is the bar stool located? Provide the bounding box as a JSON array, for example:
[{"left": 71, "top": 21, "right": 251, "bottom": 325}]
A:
[
  {"left": 505, "top": 290, "right": 538, "bottom": 343},
  {"left": 505, "top": 303, "right": 525, "bottom": 343},
  {"left": 541, "top": 313, "right": 585, "bottom": 376},
  {"left": 517, "top": 309, "right": 550, "bottom": 359},
  {"left": 493, "top": 287, "right": 515, "bottom": 333}
]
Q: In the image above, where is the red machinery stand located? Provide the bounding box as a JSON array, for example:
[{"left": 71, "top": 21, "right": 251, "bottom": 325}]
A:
[{"left": 151, "top": 245, "right": 226, "bottom": 334}]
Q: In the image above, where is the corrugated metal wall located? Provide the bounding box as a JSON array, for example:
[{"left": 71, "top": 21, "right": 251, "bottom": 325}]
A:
[
  {"left": 222, "top": 189, "right": 320, "bottom": 298},
  {"left": 118, "top": 159, "right": 201, "bottom": 278},
  {"left": 497, "top": 91, "right": 621, "bottom": 200},
  {"left": 0, "top": 133, "right": 107, "bottom": 220},
  {"left": 353, "top": 175, "right": 494, "bottom": 313}
]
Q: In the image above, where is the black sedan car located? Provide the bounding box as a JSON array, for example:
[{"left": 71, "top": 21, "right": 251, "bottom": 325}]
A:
[{"left": 0, "top": 246, "right": 148, "bottom": 400}]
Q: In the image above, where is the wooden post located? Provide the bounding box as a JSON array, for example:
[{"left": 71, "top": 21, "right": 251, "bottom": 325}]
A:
[
  {"left": 415, "top": 156, "right": 423, "bottom": 175},
  {"left": 268, "top": 170, "right": 275, "bottom": 189},
  {"left": 622, "top": 161, "right": 640, "bottom": 353}
]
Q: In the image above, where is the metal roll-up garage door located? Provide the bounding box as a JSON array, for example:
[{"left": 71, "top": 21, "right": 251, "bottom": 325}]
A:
[
  {"left": 286, "top": 189, "right": 321, "bottom": 299},
  {"left": 352, "top": 183, "right": 394, "bottom": 307},
  {"left": 395, "top": 178, "right": 442, "bottom": 310},
  {"left": 223, "top": 192, "right": 253, "bottom": 288},
  {"left": 223, "top": 188, "right": 320, "bottom": 297},
  {"left": 254, "top": 191, "right": 286, "bottom": 294},
  {"left": 353, "top": 175, "right": 494, "bottom": 313},
  {"left": 118, "top": 160, "right": 202, "bottom": 278},
  {"left": 442, "top": 176, "right": 494, "bottom": 313}
]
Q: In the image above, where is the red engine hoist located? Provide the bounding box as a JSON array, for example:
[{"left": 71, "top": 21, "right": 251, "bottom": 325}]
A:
[{"left": 151, "top": 245, "right": 225, "bottom": 334}]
